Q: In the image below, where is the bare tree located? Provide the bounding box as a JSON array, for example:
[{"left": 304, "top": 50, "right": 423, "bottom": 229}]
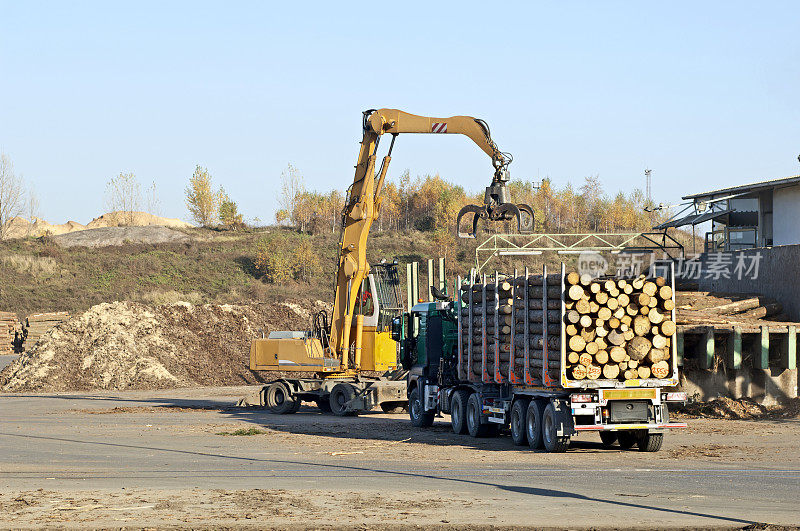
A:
[
  {"left": 145, "top": 181, "right": 162, "bottom": 217},
  {"left": 0, "top": 153, "right": 25, "bottom": 240},
  {"left": 26, "top": 187, "right": 40, "bottom": 237},
  {"left": 105, "top": 172, "right": 142, "bottom": 225},
  {"left": 278, "top": 163, "right": 304, "bottom": 225}
]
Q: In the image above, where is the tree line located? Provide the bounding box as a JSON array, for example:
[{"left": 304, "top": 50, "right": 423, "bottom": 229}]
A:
[{"left": 276, "top": 165, "right": 666, "bottom": 236}]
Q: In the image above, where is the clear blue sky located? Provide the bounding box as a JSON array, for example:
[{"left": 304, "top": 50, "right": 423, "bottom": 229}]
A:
[{"left": 1, "top": 1, "right": 799, "bottom": 225}]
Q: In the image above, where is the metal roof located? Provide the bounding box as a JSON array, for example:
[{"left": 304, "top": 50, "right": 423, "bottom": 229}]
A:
[
  {"left": 682, "top": 174, "right": 800, "bottom": 200},
  {"left": 653, "top": 208, "right": 732, "bottom": 230}
]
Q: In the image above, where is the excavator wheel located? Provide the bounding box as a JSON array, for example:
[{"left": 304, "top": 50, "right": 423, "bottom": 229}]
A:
[
  {"left": 380, "top": 402, "right": 407, "bottom": 414},
  {"left": 329, "top": 383, "right": 357, "bottom": 417},
  {"left": 265, "top": 381, "right": 300, "bottom": 414}
]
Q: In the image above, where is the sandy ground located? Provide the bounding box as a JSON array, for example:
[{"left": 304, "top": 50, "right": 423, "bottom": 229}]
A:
[{"left": 1, "top": 386, "right": 799, "bottom": 529}]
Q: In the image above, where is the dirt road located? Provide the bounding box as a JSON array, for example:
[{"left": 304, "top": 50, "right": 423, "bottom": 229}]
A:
[{"left": 1, "top": 386, "right": 799, "bottom": 529}]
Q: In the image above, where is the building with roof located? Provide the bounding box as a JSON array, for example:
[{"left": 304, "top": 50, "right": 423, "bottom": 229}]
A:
[{"left": 655, "top": 174, "right": 800, "bottom": 252}]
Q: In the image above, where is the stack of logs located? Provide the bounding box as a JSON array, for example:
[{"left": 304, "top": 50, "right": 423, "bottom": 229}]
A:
[
  {"left": 459, "top": 274, "right": 561, "bottom": 384},
  {"left": 23, "top": 312, "right": 70, "bottom": 349},
  {"left": 0, "top": 312, "right": 19, "bottom": 355},
  {"left": 564, "top": 272, "right": 676, "bottom": 381}
]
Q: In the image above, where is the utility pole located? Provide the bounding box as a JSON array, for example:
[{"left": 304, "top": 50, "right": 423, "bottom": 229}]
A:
[{"left": 645, "top": 168, "right": 652, "bottom": 203}]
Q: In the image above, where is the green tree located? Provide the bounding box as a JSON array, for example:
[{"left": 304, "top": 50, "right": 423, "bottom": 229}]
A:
[{"left": 218, "top": 189, "right": 244, "bottom": 229}]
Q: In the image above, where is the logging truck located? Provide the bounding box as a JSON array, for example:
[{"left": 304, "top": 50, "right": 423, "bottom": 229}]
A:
[{"left": 396, "top": 263, "right": 687, "bottom": 452}]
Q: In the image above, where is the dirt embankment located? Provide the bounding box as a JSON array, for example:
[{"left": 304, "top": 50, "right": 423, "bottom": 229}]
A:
[{"left": 0, "top": 299, "right": 329, "bottom": 392}]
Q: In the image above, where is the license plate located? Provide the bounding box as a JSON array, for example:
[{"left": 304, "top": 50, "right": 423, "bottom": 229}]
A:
[{"left": 601, "top": 388, "right": 657, "bottom": 401}]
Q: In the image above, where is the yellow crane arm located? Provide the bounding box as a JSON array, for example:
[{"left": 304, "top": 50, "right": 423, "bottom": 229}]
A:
[{"left": 329, "top": 109, "right": 531, "bottom": 369}]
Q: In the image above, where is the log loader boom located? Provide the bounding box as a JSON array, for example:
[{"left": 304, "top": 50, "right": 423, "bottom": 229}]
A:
[{"left": 250, "top": 109, "right": 533, "bottom": 415}]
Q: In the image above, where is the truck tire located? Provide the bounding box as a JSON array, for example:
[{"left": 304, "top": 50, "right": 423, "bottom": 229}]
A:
[
  {"left": 637, "top": 432, "right": 664, "bottom": 452},
  {"left": 526, "top": 399, "right": 546, "bottom": 449},
  {"left": 329, "top": 383, "right": 357, "bottom": 416},
  {"left": 466, "top": 392, "right": 493, "bottom": 438},
  {"left": 450, "top": 390, "right": 470, "bottom": 435},
  {"left": 409, "top": 387, "right": 435, "bottom": 428},
  {"left": 599, "top": 431, "right": 618, "bottom": 448},
  {"left": 510, "top": 399, "right": 530, "bottom": 446},
  {"left": 542, "top": 402, "right": 570, "bottom": 453},
  {"left": 265, "top": 381, "right": 299, "bottom": 414},
  {"left": 617, "top": 430, "right": 637, "bottom": 449}
]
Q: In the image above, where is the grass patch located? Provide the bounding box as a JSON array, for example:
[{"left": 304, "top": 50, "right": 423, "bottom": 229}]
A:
[{"left": 216, "top": 427, "right": 268, "bottom": 436}]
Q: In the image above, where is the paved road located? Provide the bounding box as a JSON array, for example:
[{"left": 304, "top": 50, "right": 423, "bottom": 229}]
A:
[{"left": 1, "top": 386, "right": 798, "bottom": 528}]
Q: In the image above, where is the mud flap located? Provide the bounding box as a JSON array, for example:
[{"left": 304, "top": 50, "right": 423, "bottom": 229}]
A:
[{"left": 552, "top": 399, "right": 576, "bottom": 438}]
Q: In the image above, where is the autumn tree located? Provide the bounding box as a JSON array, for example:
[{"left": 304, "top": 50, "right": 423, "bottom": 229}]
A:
[
  {"left": 185, "top": 165, "right": 222, "bottom": 226},
  {"left": 0, "top": 153, "right": 24, "bottom": 240}
]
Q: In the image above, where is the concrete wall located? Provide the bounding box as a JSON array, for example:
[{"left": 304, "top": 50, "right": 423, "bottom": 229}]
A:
[
  {"left": 697, "top": 244, "right": 800, "bottom": 321},
  {"left": 772, "top": 185, "right": 800, "bottom": 246},
  {"left": 680, "top": 368, "right": 797, "bottom": 406}
]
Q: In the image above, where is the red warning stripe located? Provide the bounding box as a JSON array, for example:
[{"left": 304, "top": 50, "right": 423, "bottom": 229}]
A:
[{"left": 431, "top": 122, "right": 447, "bottom": 133}]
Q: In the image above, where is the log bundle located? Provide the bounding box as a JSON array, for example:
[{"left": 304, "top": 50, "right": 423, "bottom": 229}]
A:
[
  {"left": 459, "top": 274, "right": 561, "bottom": 385},
  {"left": 564, "top": 272, "right": 675, "bottom": 382},
  {"left": 23, "top": 312, "right": 70, "bottom": 349},
  {"left": 0, "top": 311, "right": 20, "bottom": 355}
]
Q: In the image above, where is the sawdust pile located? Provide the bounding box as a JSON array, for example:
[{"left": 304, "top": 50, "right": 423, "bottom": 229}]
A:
[{"left": 0, "top": 299, "right": 329, "bottom": 392}]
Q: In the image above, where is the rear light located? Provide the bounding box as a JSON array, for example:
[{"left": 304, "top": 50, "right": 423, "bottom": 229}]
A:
[
  {"left": 571, "top": 393, "right": 593, "bottom": 403},
  {"left": 665, "top": 392, "right": 687, "bottom": 402},
  {"left": 601, "top": 407, "right": 610, "bottom": 419}
]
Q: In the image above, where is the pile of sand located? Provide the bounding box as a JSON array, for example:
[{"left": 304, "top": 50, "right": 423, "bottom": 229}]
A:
[
  {"left": 86, "top": 212, "right": 192, "bottom": 230},
  {"left": 0, "top": 299, "right": 330, "bottom": 392},
  {"left": 2, "top": 211, "right": 192, "bottom": 240}
]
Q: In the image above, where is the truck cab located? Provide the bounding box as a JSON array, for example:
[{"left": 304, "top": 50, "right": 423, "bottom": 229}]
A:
[{"left": 392, "top": 301, "right": 459, "bottom": 427}]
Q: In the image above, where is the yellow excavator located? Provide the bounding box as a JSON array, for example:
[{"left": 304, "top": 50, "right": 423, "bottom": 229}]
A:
[{"left": 250, "top": 109, "right": 533, "bottom": 415}]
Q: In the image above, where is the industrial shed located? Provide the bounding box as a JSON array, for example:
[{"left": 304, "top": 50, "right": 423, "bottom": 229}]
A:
[{"left": 656, "top": 174, "right": 800, "bottom": 252}]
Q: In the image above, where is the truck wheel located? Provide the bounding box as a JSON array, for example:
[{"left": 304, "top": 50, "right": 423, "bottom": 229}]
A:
[
  {"left": 466, "top": 393, "right": 492, "bottom": 437},
  {"left": 637, "top": 432, "right": 664, "bottom": 452},
  {"left": 450, "top": 390, "right": 470, "bottom": 435},
  {"left": 510, "top": 399, "right": 530, "bottom": 446},
  {"left": 542, "top": 402, "right": 570, "bottom": 453},
  {"left": 329, "top": 383, "right": 357, "bottom": 416},
  {"left": 599, "top": 431, "right": 618, "bottom": 448},
  {"left": 526, "top": 399, "right": 545, "bottom": 449},
  {"left": 315, "top": 398, "right": 332, "bottom": 413},
  {"left": 265, "top": 381, "right": 299, "bottom": 414},
  {"left": 409, "top": 387, "right": 434, "bottom": 428},
  {"left": 617, "top": 430, "right": 637, "bottom": 449}
]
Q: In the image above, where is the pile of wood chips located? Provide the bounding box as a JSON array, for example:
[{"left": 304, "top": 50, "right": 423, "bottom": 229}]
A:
[{"left": 564, "top": 272, "right": 676, "bottom": 382}]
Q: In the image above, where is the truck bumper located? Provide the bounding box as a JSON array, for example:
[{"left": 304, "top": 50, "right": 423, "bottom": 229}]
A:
[{"left": 574, "top": 422, "right": 687, "bottom": 431}]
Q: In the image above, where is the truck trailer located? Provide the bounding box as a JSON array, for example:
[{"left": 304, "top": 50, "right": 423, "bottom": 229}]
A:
[{"left": 395, "top": 264, "right": 687, "bottom": 452}]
